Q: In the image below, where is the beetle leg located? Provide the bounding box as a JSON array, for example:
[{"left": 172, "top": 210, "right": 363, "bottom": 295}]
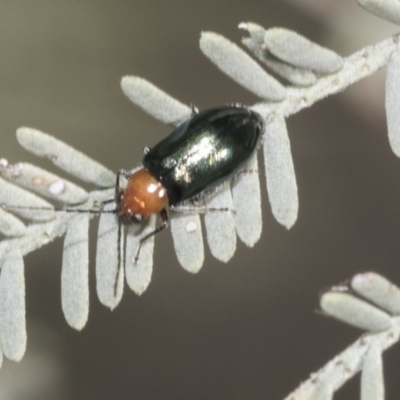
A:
[
  {"left": 170, "top": 204, "right": 236, "bottom": 215},
  {"left": 190, "top": 103, "right": 199, "bottom": 116},
  {"left": 114, "top": 168, "right": 134, "bottom": 208},
  {"left": 235, "top": 168, "right": 259, "bottom": 177},
  {"left": 228, "top": 102, "right": 244, "bottom": 109},
  {"left": 116, "top": 169, "right": 132, "bottom": 193},
  {"left": 143, "top": 146, "right": 150, "bottom": 155},
  {"left": 133, "top": 208, "right": 169, "bottom": 264}
]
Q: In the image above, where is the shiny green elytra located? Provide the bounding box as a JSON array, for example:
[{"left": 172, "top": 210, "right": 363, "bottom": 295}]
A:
[{"left": 142, "top": 105, "right": 265, "bottom": 205}]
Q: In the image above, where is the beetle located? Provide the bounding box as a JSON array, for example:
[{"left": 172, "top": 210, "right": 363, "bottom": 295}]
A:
[
  {"left": 115, "top": 104, "right": 265, "bottom": 261},
  {"left": 1, "top": 105, "right": 265, "bottom": 291},
  {"left": 1, "top": 105, "right": 265, "bottom": 295}
]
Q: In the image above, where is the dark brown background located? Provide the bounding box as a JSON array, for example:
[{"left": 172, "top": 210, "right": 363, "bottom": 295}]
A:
[{"left": 1, "top": 1, "right": 400, "bottom": 399}]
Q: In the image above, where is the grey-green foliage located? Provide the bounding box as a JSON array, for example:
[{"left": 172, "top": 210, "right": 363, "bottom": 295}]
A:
[{"left": 1, "top": 1, "right": 400, "bottom": 399}]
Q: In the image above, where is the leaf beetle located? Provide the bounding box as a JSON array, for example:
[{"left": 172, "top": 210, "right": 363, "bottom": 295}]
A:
[{"left": 116, "top": 104, "right": 265, "bottom": 260}]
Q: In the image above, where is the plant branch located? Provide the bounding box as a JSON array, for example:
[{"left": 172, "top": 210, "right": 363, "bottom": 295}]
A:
[{"left": 253, "top": 33, "right": 400, "bottom": 119}]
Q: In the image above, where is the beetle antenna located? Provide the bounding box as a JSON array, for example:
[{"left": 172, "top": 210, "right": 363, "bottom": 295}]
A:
[
  {"left": 1, "top": 204, "right": 118, "bottom": 214},
  {"left": 114, "top": 219, "right": 123, "bottom": 297}
]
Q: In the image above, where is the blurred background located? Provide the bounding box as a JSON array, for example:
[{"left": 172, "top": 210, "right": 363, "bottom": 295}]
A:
[{"left": 1, "top": 0, "right": 400, "bottom": 399}]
